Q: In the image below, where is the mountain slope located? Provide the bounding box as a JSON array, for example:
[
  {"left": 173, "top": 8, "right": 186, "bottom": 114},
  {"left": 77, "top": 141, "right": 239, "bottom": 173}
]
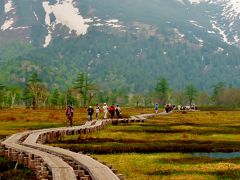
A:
[{"left": 0, "top": 0, "right": 240, "bottom": 92}]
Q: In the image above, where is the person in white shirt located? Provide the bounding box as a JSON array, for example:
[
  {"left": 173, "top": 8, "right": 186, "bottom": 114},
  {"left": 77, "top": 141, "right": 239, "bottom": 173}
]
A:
[
  {"left": 103, "top": 103, "right": 108, "bottom": 119},
  {"left": 95, "top": 104, "right": 100, "bottom": 120}
]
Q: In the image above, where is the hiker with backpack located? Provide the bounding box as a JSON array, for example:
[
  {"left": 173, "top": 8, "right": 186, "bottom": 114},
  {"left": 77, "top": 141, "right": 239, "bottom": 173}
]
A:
[
  {"left": 154, "top": 103, "right": 159, "bottom": 114},
  {"left": 87, "top": 106, "right": 94, "bottom": 121},
  {"left": 66, "top": 105, "right": 74, "bottom": 126},
  {"left": 109, "top": 104, "right": 115, "bottom": 119},
  {"left": 116, "top": 105, "right": 121, "bottom": 119}
]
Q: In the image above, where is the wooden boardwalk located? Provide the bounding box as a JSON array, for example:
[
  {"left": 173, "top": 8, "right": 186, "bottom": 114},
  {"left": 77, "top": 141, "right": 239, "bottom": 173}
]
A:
[{"left": 1, "top": 111, "right": 169, "bottom": 180}]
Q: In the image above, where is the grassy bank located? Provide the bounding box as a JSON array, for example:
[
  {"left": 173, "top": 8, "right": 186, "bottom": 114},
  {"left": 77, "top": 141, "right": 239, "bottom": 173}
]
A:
[{"left": 0, "top": 157, "right": 36, "bottom": 180}]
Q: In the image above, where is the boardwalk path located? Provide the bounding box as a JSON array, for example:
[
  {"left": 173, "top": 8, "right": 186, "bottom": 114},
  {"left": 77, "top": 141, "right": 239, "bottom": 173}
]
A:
[{"left": 1, "top": 111, "right": 170, "bottom": 180}]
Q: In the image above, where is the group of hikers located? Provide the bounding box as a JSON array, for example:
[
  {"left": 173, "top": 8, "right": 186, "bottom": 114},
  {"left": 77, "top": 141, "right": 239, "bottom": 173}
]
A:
[
  {"left": 66, "top": 103, "right": 197, "bottom": 126},
  {"left": 154, "top": 103, "right": 198, "bottom": 114},
  {"left": 65, "top": 103, "right": 122, "bottom": 126}
]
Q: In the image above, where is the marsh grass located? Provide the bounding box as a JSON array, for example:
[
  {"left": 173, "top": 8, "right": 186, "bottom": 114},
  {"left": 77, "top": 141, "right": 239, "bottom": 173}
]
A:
[
  {"left": 91, "top": 153, "right": 240, "bottom": 180},
  {"left": 0, "top": 107, "right": 151, "bottom": 137},
  {"left": 0, "top": 108, "right": 91, "bottom": 137},
  {"left": 51, "top": 110, "right": 240, "bottom": 179},
  {"left": 2, "top": 109, "right": 240, "bottom": 179},
  {"left": 53, "top": 111, "right": 240, "bottom": 153}
]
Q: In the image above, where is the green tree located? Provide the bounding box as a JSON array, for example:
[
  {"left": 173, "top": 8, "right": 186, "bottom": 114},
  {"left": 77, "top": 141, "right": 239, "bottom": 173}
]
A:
[
  {"left": 26, "top": 72, "right": 48, "bottom": 109},
  {"left": 212, "top": 82, "right": 225, "bottom": 105},
  {"left": 218, "top": 88, "right": 240, "bottom": 107},
  {"left": 155, "top": 77, "right": 169, "bottom": 106},
  {"left": 74, "top": 72, "right": 97, "bottom": 107},
  {"left": 185, "top": 84, "right": 198, "bottom": 106},
  {"left": 173, "top": 91, "right": 187, "bottom": 106},
  {"left": 0, "top": 84, "right": 5, "bottom": 108},
  {"left": 59, "top": 93, "right": 67, "bottom": 109},
  {"left": 66, "top": 89, "right": 76, "bottom": 106},
  {"left": 131, "top": 94, "right": 143, "bottom": 107},
  {"left": 50, "top": 89, "right": 60, "bottom": 108},
  {"left": 22, "top": 87, "right": 33, "bottom": 109}
]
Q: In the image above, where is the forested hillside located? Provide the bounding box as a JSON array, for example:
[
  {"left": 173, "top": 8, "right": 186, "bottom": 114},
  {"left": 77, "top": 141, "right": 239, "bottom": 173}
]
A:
[{"left": 0, "top": 0, "right": 240, "bottom": 92}]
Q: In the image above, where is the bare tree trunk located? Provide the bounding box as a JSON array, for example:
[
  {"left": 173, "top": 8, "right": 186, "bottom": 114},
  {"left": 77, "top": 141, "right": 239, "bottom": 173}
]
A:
[{"left": 10, "top": 93, "right": 16, "bottom": 109}]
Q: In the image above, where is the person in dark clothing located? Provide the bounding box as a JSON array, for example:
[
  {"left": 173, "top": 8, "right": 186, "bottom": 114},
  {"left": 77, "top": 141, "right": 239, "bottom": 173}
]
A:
[
  {"left": 116, "top": 105, "right": 121, "bottom": 119},
  {"left": 154, "top": 103, "right": 159, "bottom": 114},
  {"left": 165, "top": 104, "right": 172, "bottom": 113},
  {"left": 66, "top": 105, "right": 73, "bottom": 126},
  {"left": 87, "top": 106, "right": 94, "bottom": 121}
]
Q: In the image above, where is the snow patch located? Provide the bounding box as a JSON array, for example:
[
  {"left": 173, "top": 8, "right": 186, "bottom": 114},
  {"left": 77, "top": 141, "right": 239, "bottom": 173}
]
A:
[
  {"left": 105, "top": 19, "right": 124, "bottom": 28},
  {"left": 189, "top": 20, "right": 204, "bottom": 28},
  {"left": 10, "top": 26, "right": 31, "bottom": 30},
  {"left": 193, "top": 35, "right": 204, "bottom": 46},
  {"left": 33, "top": 11, "right": 39, "bottom": 21},
  {"left": 93, "top": 23, "right": 104, "bottom": 27},
  {"left": 42, "top": 2, "right": 53, "bottom": 48},
  {"left": 207, "top": 30, "right": 215, "bottom": 34},
  {"left": 1, "top": 18, "right": 14, "bottom": 31},
  {"left": 211, "top": 20, "right": 231, "bottom": 44},
  {"left": 4, "top": 0, "right": 14, "bottom": 13},
  {"left": 42, "top": 0, "right": 93, "bottom": 47},
  {"left": 174, "top": 28, "right": 185, "bottom": 38},
  {"left": 93, "top": 19, "right": 125, "bottom": 30},
  {"left": 188, "top": 0, "right": 207, "bottom": 4},
  {"left": 221, "top": 0, "right": 240, "bottom": 20},
  {"left": 105, "top": 19, "right": 119, "bottom": 23}
]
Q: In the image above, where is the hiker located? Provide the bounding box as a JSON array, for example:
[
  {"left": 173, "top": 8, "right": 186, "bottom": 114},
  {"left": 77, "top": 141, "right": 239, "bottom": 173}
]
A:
[
  {"left": 165, "top": 104, "right": 171, "bottom": 113},
  {"left": 87, "top": 106, "right": 94, "bottom": 121},
  {"left": 177, "top": 105, "right": 181, "bottom": 111},
  {"left": 103, "top": 103, "right": 108, "bottom": 119},
  {"left": 66, "top": 105, "right": 73, "bottom": 126},
  {"left": 95, "top": 104, "right": 100, "bottom": 120},
  {"left": 109, "top": 104, "right": 115, "bottom": 119},
  {"left": 116, "top": 105, "right": 121, "bottom": 118},
  {"left": 154, "top": 103, "right": 159, "bottom": 114}
]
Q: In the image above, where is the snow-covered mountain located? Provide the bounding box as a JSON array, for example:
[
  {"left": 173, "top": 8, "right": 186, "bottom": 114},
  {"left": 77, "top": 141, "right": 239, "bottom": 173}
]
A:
[
  {"left": 175, "top": 0, "right": 240, "bottom": 46},
  {"left": 0, "top": 0, "right": 240, "bottom": 91},
  {"left": 0, "top": 0, "right": 239, "bottom": 47}
]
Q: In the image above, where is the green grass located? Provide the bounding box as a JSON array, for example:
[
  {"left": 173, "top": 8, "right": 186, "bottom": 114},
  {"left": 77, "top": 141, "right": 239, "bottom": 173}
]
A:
[
  {"left": 51, "top": 110, "right": 240, "bottom": 179},
  {"left": 92, "top": 153, "right": 240, "bottom": 180},
  {"left": 53, "top": 111, "right": 240, "bottom": 153}
]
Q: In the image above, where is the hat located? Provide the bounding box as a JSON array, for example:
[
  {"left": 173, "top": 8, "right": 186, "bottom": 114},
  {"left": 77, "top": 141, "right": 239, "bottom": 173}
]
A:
[
  {"left": 104, "top": 103, "right": 106, "bottom": 105},
  {"left": 89, "top": 106, "right": 92, "bottom": 108}
]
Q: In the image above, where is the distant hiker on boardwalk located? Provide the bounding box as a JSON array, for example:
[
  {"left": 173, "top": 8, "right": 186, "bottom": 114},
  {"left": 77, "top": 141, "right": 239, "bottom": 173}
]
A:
[
  {"left": 87, "top": 106, "right": 94, "bottom": 121},
  {"left": 66, "top": 105, "right": 73, "bottom": 126},
  {"left": 95, "top": 104, "right": 100, "bottom": 120},
  {"left": 154, "top": 103, "right": 159, "bottom": 114},
  {"left": 109, "top": 104, "right": 115, "bottom": 119},
  {"left": 165, "top": 104, "right": 172, "bottom": 113},
  {"left": 103, "top": 103, "right": 108, "bottom": 119},
  {"left": 177, "top": 105, "right": 181, "bottom": 111},
  {"left": 116, "top": 105, "right": 121, "bottom": 119}
]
